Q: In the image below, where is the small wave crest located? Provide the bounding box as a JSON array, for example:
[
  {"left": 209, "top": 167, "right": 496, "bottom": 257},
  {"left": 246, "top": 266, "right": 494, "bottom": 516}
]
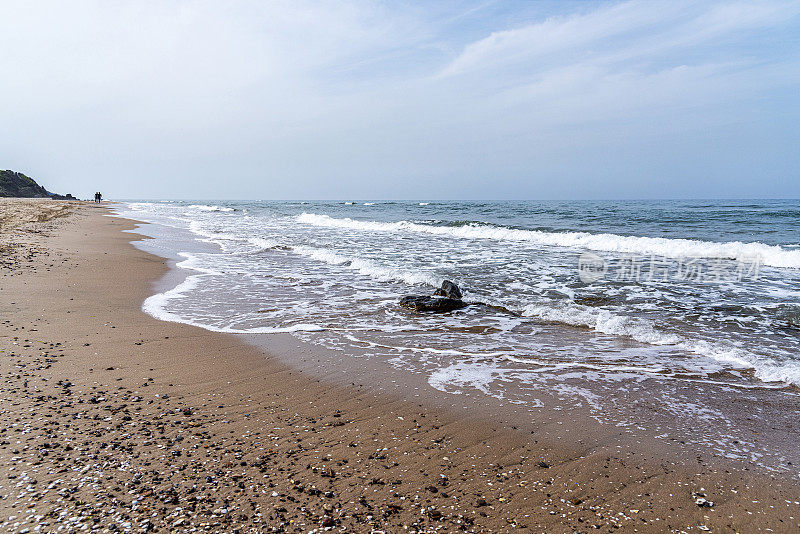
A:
[
  {"left": 296, "top": 213, "right": 800, "bottom": 269},
  {"left": 522, "top": 304, "right": 682, "bottom": 345},
  {"left": 522, "top": 302, "right": 800, "bottom": 387},
  {"left": 290, "top": 245, "right": 439, "bottom": 287},
  {"left": 248, "top": 237, "right": 281, "bottom": 251},
  {"left": 188, "top": 204, "right": 235, "bottom": 212}
]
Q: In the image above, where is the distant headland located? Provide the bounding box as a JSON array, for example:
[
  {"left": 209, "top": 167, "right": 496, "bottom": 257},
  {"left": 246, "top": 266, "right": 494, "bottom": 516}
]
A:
[{"left": 0, "top": 170, "right": 75, "bottom": 199}]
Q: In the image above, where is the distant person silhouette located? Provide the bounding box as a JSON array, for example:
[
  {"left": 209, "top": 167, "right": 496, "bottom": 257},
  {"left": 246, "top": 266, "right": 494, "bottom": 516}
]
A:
[{"left": 94, "top": 192, "right": 102, "bottom": 203}]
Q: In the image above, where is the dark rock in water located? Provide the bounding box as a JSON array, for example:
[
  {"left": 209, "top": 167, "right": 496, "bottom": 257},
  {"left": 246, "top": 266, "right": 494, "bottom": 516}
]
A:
[
  {"left": 400, "top": 281, "right": 466, "bottom": 312},
  {"left": 399, "top": 295, "right": 466, "bottom": 313},
  {"left": 433, "top": 280, "right": 462, "bottom": 300}
]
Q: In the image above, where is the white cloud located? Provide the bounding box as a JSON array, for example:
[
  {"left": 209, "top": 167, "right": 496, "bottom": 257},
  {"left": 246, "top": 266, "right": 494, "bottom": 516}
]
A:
[
  {"left": 0, "top": 0, "right": 797, "bottom": 198},
  {"left": 429, "top": 0, "right": 800, "bottom": 132},
  {"left": 438, "top": 1, "right": 680, "bottom": 78}
]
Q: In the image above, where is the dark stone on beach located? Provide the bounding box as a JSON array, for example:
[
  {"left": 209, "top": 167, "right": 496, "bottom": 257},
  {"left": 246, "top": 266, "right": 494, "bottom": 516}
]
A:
[
  {"left": 50, "top": 193, "right": 76, "bottom": 200},
  {"left": 399, "top": 296, "right": 466, "bottom": 313},
  {"left": 433, "top": 280, "right": 462, "bottom": 300},
  {"left": 427, "top": 509, "right": 442, "bottom": 520}
]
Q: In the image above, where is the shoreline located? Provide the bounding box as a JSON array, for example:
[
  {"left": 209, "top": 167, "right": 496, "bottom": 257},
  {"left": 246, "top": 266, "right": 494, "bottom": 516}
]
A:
[
  {"left": 1, "top": 199, "right": 799, "bottom": 532},
  {"left": 124, "top": 200, "right": 800, "bottom": 479}
]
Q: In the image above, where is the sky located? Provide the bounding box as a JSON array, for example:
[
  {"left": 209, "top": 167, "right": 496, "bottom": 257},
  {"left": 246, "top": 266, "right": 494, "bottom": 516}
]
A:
[{"left": 1, "top": 0, "right": 798, "bottom": 200}]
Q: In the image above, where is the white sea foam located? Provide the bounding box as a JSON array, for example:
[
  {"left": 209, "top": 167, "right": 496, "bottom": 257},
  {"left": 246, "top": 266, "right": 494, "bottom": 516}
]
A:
[
  {"left": 169, "top": 252, "right": 222, "bottom": 275},
  {"left": 121, "top": 201, "right": 800, "bottom": 391},
  {"left": 428, "top": 362, "right": 508, "bottom": 397},
  {"left": 290, "top": 245, "right": 439, "bottom": 287},
  {"left": 521, "top": 303, "right": 682, "bottom": 345},
  {"left": 297, "top": 213, "right": 800, "bottom": 269},
  {"left": 142, "top": 255, "right": 324, "bottom": 334},
  {"left": 127, "top": 202, "right": 155, "bottom": 211},
  {"left": 185, "top": 221, "right": 241, "bottom": 247},
  {"left": 248, "top": 237, "right": 280, "bottom": 251},
  {"left": 187, "top": 204, "right": 235, "bottom": 212},
  {"left": 521, "top": 302, "right": 800, "bottom": 386}
]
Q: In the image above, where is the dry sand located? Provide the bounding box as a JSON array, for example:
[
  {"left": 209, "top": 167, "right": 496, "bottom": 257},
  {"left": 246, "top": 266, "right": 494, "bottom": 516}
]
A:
[{"left": 1, "top": 199, "right": 798, "bottom": 533}]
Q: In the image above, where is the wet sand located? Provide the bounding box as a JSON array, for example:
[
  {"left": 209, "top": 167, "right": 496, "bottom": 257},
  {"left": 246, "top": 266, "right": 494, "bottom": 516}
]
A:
[{"left": 1, "top": 199, "right": 799, "bottom": 533}]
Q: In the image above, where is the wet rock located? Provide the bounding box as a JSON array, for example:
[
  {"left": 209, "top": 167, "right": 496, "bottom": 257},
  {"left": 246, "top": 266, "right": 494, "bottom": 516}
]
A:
[
  {"left": 433, "top": 280, "right": 462, "bottom": 300},
  {"left": 401, "top": 280, "right": 466, "bottom": 312},
  {"left": 399, "top": 296, "right": 466, "bottom": 313}
]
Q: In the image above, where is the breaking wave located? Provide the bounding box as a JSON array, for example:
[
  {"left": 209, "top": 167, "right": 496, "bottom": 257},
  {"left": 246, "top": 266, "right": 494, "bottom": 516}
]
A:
[
  {"left": 187, "top": 204, "right": 235, "bottom": 212},
  {"left": 290, "top": 245, "right": 439, "bottom": 287},
  {"left": 521, "top": 303, "right": 800, "bottom": 386},
  {"left": 297, "top": 213, "right": 800, "bottom": 269}
]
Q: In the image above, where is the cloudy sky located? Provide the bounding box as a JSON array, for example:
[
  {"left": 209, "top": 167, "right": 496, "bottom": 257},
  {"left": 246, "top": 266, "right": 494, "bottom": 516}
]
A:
[{"left": 1, "top": 0, "right": 798, "bottom": 199}]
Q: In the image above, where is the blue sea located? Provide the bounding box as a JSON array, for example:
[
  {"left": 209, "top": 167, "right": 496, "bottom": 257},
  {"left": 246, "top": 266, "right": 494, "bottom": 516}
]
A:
[{"left": 115, "top": 200, "right": 800, "bottom": 406}]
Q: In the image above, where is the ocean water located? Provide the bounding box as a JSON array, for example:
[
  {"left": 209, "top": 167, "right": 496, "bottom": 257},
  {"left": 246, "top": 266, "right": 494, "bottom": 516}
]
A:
[{"left": 115, "top": 200, "right": 800, "bottom": 404}]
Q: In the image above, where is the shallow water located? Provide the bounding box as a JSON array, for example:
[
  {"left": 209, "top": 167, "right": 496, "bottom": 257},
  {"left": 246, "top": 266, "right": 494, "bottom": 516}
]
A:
[{"left": 114, "top": 199, "right": 800, "bottom": 401}]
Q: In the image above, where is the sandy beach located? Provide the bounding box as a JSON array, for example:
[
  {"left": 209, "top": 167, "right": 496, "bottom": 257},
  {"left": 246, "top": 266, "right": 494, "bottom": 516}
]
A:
[{"left": 1, "top": 199, "right": 799, "bottom": 533}]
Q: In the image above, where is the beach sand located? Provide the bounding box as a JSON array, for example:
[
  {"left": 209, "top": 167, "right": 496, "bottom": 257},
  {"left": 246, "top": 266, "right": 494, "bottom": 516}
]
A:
[{"left": 1, "top": 199, "right": 798, "bottom": 533}]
